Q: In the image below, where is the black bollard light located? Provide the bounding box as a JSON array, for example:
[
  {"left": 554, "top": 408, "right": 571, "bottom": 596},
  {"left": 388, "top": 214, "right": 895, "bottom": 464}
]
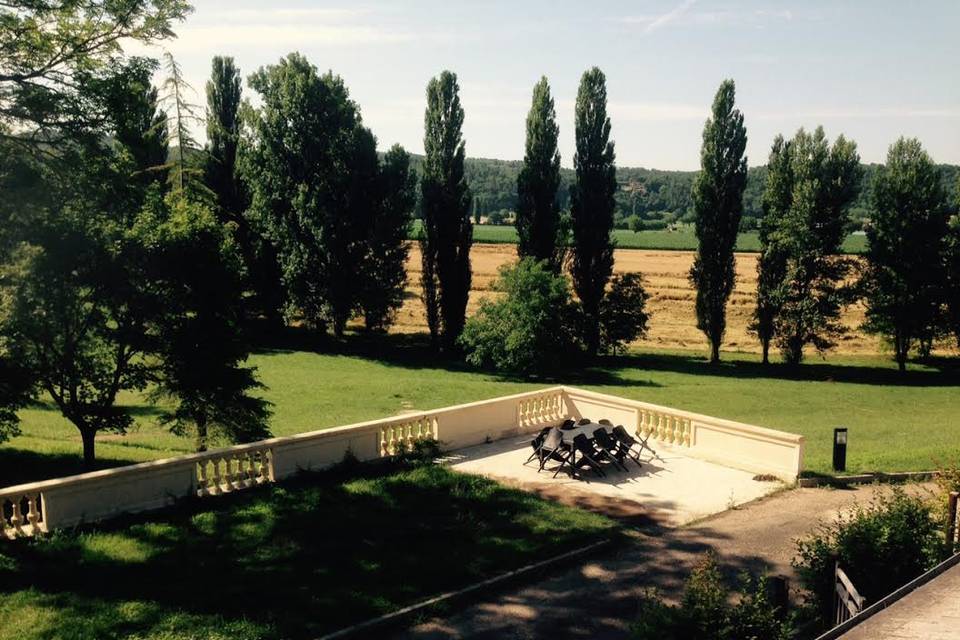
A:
[{"left": 833, "top": 427, "right": 848, "bottom": 472}]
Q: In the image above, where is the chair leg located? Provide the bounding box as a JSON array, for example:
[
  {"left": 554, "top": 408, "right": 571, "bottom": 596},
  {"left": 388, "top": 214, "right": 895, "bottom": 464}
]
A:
[{"left": 552, "top": 449, "right": 575, "bottom": 478}]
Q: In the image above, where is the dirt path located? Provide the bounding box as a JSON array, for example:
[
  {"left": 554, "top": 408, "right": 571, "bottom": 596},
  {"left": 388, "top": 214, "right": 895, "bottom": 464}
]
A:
[{"left": 393, "top": 483, "right": 933, "bottom": 640}]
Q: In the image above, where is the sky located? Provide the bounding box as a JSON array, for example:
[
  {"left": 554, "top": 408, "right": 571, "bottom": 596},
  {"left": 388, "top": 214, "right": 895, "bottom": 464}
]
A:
[{"left": 129, "top": 0, "right": 960, "bottom": 170}]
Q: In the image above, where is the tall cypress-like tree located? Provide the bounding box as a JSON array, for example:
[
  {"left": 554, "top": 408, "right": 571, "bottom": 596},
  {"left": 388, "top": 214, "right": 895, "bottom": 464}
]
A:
[
  {"left": 751, "top": 135, "right": 792, "bottom": 364},
  {"left": 516, "top": 76, "right": 562, "bottom": 270},
  {"left": 205, "top": 56, "right": 284, "bottom": 327},
  {"left": 862, "top": 138, "right": 949, "bottom": 371},
  {"left": 420, "top": 70, "right": 472, "bottom": 352},
  {"left": 360, "top": 144, "right": 416, "bottom": 332},
  {"left": 689, "top": 79, "right": 747, "bottom": 364},
  {"left": 947, "top": 180, "right": 960, "bottom": 348},
  {"left": 774, "top": 127, "right": 861, "bottom": 364},
  {"left": 570, "top": 67, "right": 616, "bottom": 356}
]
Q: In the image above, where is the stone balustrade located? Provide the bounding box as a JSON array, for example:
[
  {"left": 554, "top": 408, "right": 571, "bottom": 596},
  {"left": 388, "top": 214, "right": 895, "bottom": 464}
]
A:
[
  {"left": 0, "top": 385, "right": 803, "bottom": 539},
  {"left": 1, "top": 489, "right": 45, "bottom": 539}
]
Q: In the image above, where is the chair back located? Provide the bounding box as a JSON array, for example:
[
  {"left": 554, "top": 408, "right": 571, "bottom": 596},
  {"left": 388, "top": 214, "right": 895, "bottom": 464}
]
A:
[
  {"left": 598, "top": 418, "right": 612, "bottom": 426},
  {"left": 577, "top": 418, "right": 592, "bottom": 426},
  {"left": 593, "top": 428, "right": 615, "bottom": 449},
  {"left": 613, "top": 425, "right": 636, "bottom": 445},
  {"left": 542, "top": 427, "right": 564, "bottom": 451},
  {"left": 561, "top": 419, "right": 576, "bottom": 430},
  {"left": 572, "top": 433, "right": 593, "bottom": 453}
]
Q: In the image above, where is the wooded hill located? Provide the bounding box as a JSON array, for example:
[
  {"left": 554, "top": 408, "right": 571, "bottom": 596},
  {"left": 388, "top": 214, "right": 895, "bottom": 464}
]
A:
[{"left": 407, "top": 155, "right": 960, "bottom": 232}]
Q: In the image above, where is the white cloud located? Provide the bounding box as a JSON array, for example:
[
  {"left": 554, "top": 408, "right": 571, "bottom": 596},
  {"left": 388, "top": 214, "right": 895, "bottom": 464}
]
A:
[
  {"left": 620, "top": 2, "right": 796, "bottom": 33},
  {"left": 621, "top": 0, "right": 698, "bottom": 34}
]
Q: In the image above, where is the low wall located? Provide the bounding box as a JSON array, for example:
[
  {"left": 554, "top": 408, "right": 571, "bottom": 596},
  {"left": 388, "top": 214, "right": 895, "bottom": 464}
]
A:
[
  {"left": 1, "top": 385, "right": 803, "bottom": 538},
  {"left": 1, "top": 387, "right": 566, "bottom": 538},
  {"left": 562, "top": 386, "right": 804, "bottom": 482}
]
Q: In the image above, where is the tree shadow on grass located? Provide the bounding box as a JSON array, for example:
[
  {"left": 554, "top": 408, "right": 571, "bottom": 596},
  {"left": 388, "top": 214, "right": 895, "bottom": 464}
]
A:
[
  {"left": 0, "top": 463, "right": 620, "bottom": 639},
  {"left": 0, "top": 448, "right": 135, "bottom": 486}
]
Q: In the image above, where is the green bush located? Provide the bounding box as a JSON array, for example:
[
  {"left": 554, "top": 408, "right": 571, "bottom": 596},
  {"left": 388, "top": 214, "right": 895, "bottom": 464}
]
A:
[
  {"left": 459, "top": 258, "right": 581, "bottom": 375},
  {"left": 631, "top": 553, "right": 792, "bottom": 640},
  {"left": 793, "top": 487, "right": 944, "bottom": 623},
  {"left": 600, "top": 272, "right": 650, "bottom": 354}
]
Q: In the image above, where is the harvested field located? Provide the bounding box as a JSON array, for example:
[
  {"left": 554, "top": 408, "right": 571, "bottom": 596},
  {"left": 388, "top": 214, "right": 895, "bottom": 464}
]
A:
[{"left": 397, "top": 243, "right": 894, "bottom": 356}]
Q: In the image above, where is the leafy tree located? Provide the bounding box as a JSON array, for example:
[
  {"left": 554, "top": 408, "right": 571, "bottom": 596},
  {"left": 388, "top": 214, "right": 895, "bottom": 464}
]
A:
[
  {"left": 947, "top": 183, "right": 960, "bottom": 348},
  {"left": 204, "top": 55, "right": 284, "bottom": 327},
  {"left": 751, "top": 136, "right": 792, "bottom": 363},
  {"left": 771, "top": 127, "right": 861, "bottom": 364},
  {"left": 103, "top": 56, "right": 169, "bottom": 195},
  {"left": 460, "top": 258, "right": 580, "bottom": 376},
  {"left": 570, "top": 67, "right": 616, "bottom": 356},
  {"left": 0, "top": 145, "right": 156, "bottom": 466},
  {"left": 0, "top": 0, "right": 190, "bottom": 151},
  {"left": 420, "top": 70, "right": 472, "bottom": 352},
  {"left": 689, "top": 80, "right": 747, "bottom": 363},
  {"left": 862, "top": 138, "right": 950, "bottom": 371},
  {"left": 516, "top": 76, "right": 562, "bottom": 270},
  {"left": 139, "top": 193, "right": 271, "bottom": 452},
  {"left": 159, "top": 52, "right": 207, "bottom": 197},
  {"left": 360, "top": 144, "right": 416, "bottom": 332},
  {"left": 243, "top": 53, "right": 362, "bottom": 332},
  {"left": 600, "top": 273, "right": 650, "bottom": 355}
]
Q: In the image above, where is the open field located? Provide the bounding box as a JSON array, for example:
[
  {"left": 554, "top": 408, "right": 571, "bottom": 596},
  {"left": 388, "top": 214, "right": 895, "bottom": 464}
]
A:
[
  {"left": 397, "top": 243, "right": 911, "bottom": 356},
  {"left": 0, "top": 463, "right": 616, "bottom": 640},
  {"left": 409, "top": 223, "right": 869, "bottom": 254},
  {"left": 2, "top": 341, "right": 958, "bottom": 486}
]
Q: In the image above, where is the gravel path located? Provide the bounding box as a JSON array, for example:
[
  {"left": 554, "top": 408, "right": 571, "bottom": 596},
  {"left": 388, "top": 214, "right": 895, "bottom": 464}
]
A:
[{"left": 393, "top": 483, "right": 933, "bottom": 640}]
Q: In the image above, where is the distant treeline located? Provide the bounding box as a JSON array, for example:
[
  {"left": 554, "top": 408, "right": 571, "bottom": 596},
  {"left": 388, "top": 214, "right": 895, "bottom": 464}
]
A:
[{"left": 408, "top": 155, "right": 960, "bottom": 232}]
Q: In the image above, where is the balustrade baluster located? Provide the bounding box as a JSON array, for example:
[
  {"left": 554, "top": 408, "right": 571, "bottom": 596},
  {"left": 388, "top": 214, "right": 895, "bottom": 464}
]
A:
[
  {"left": 26, "top": 495, "right": 40, "bottom": 532},
  {"left": 9, "top": 500, "right": 22, "bottom": 535}
]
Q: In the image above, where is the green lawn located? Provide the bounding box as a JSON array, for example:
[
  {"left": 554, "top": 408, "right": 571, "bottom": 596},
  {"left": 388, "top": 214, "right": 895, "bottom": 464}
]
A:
[
  {"left": 2, "top": 337, "right": 958, "bottom": 485},
  {"left": 0, "top": 463, "right": 616, "bottom": 640},
  {"left": 410, "top": 222, "right": 869, "bottom": 253}
]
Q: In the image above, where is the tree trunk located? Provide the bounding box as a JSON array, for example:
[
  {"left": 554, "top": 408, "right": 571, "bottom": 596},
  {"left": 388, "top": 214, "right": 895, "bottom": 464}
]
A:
[
  {"left": 80, "top": 428, "right": 97, "bottom": 469},
  {"left": 195, "top": 413, "right": 208, "bottom": 453},
  {"left": 761, "top": 339, "right": 770, "bottom": 365},
  {"left": 710, "top": 340, "right": 720, "bottom": 364}
]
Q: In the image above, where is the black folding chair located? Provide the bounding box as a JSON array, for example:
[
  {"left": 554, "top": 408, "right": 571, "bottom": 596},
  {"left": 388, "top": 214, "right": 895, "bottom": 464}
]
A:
[
  {"left": 592, "top": 428, "right": 628, "bottom": 471},
  {"left": 613, "top": 424, "right": 661, "bottom": 464},
  {"left": 560, "top": 418, "right": 576, "bottom": 430},
  {"left": 576, "top": 417, "right": 592, "bottom": 426},
  {"left": 538, "top": 427, "right": 571, "bottom": 473},
  {"left": 560, "top": 434, "right": 606, "bottom": 478},
  {"left": 598, "top": 418, "right": 613, "bottom": 426},
  {"left": 525, "top": 426, "right": 554, "bottom": 464}
]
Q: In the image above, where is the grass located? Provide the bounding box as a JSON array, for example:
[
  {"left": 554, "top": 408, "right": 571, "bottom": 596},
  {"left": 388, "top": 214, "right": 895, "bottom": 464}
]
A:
[
  {"left": 2, "top": 335, "right": 958, "bottom": 485},
  {"left": 0, "top": 463, "right": 617, "bottom": 639},
  {"left": 409, "top": 222, "right": 869, "bottom": 254}
]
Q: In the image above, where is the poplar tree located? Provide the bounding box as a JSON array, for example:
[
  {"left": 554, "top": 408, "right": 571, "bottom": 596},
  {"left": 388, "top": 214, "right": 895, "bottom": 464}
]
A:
[
  {"left": 862, "top": 138, "right": 949, "bottom": 371},
  {"left": 773, "top": 127, "right": 861, "bottom": 364},
  {"left": 689, "top": 79, "right": 747, "bottom": 363},
  {"left": 570, "top": 67, "right": 616, "bottom": 356},
  {"left": 420, "top": 71, "right": 472, "bottom": 352},
  {"left": 516, "top": 76, "right": 562, "bottom": 270},
  {"left": 752, "top": 136, "right": 792, "bottom": 363}
]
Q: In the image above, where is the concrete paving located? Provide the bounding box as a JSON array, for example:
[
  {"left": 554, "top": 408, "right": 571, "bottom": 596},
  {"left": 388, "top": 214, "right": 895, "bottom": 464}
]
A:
[
  {"left": 839, "top": 563, "right": 960, "bottom": 640},
  {"left": 445, "top": 435, "right": 784, "bottom": 526}
]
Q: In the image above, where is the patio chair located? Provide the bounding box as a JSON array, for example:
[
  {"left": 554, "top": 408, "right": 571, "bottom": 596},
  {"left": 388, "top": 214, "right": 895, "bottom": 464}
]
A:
[
  {"left": 557, "top": 434, "right": 606, "bottom": 478},
  {"left": 560, "top": 418, "right": 576, "bottom": 430},
  {"left": 525, "top": 426, "right": 554, "bottom": 464},
  {"left": 598, "top": 418, "right": 613, "bottom": 426},
  {"left": 576, "top": 417, "right": 592, "bottom": 426},
  {"left": 613, "top": 424, "right": 661, "bottom": 464},
  {"left": 592, "top": 428, "right": 628, "bottom": 471},
  {"left": 537, "top": 427, "right": 571, "bottom": 472}
]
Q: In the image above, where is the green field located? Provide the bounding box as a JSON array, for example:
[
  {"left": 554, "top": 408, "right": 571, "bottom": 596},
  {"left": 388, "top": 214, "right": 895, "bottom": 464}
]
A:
[
  {"left": 409, "top": 222, "right": 869, "bottom": 254},
  {"left": 0, "top": 463, "right": 615, "bottom": 640},
  {"left": 2, "top": 337, "right": 958, "bottom": 486}
]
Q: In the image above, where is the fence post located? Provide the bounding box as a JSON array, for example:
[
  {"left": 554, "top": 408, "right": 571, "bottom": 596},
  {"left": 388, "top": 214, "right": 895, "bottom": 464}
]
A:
[{"left": 948, "top": 491, "right": 959, "bottom": 554}]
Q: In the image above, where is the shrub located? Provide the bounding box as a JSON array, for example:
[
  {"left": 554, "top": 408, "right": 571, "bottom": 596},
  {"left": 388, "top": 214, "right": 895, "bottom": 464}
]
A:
[
  {"left": 600, "top": 272, "right": 650, "bottom": 354},
  {"left": 631, "top": 553, "right": 792, "bottom": 640},
  {"left": 459, "top": 258, "right": 581, "bottom": 375},
  {"left": 793, "top": 487, "right": 944, "bottom": 623}
]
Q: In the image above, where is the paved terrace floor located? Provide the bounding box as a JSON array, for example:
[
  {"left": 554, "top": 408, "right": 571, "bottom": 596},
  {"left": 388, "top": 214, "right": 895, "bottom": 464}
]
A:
[
  {"left": 839, "top": 563, "right": 960, "bottom": 640},
  {"left": 444, "top": 435, "right": 784, "bottom": 527}
]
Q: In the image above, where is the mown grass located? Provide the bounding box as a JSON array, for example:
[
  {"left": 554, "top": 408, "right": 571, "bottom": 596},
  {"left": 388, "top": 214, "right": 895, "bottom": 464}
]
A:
[
  {"left": 0, "top": 463, "right": 617, "bottom": 639},
  {"left": 3, "top": 335, "right": 958, "bottom": 485},
  {"left": 409, "top": 222, "right": 868, "bottom": 254}
]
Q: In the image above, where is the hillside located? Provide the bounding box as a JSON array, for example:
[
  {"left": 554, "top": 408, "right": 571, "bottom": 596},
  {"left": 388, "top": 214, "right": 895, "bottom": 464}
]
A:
[{"left": 408, "top": 154, "right": 960, "bottom": 232}]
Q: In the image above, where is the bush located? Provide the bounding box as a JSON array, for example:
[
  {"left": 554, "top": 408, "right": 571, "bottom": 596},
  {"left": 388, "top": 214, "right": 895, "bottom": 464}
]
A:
[
  {"left": 600, "top": 272, "right": 650, "bottom": 354},
  {"left": 631, "top": 553, "right": 792, "bottom": 640},
  {"left": 459, "top": 258, "right": 581, "bottom": 375},
  {"left": 793, "top": 487, "right": 944, "bottom": 623}
]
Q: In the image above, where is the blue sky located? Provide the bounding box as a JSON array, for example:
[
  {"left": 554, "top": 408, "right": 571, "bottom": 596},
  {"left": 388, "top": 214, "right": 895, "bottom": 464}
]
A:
[{"left": 135, "top": 1, "right": 960, "bottom": 170}]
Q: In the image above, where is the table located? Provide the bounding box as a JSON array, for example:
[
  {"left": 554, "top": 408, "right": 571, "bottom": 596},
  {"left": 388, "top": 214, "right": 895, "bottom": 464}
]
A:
[{"left": 559, "top": 421, "right": 613, "bottom": 441}]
